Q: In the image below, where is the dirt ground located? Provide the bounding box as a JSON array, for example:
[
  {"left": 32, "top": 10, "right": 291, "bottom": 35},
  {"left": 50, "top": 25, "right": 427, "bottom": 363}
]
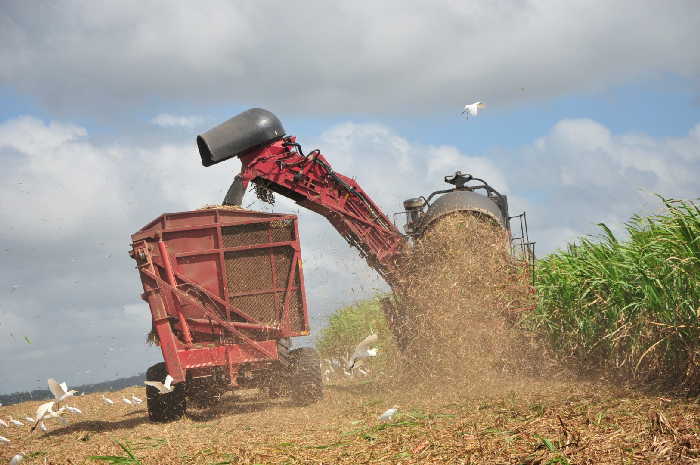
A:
[{"left": 1, "top": 373, "right": 699, "bottom": 465}]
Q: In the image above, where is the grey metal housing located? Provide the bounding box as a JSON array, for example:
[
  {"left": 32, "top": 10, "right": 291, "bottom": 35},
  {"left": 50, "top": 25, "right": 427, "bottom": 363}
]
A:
[
  {"left": 197, "top": 108, "right": 285, "bottom": 167},
  {"left": 418, "top": 190, "right": 507, "bottom": 233}
]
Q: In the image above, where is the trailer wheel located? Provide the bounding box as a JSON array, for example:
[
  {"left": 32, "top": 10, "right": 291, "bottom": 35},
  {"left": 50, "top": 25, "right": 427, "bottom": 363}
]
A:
[
  {"left": 146, "top": 362, "right": 186, "bottom": 422},
  {"left": 289, "top": 347, "right": 323, "bottom": 405}
]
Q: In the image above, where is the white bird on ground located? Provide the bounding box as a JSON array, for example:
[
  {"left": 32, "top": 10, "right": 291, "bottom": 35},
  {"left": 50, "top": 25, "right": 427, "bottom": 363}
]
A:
[
  {"left": 121, "top": 397, "right": 132, "bottom": 405},
  {"left": 8, "top": 417, "right": 23, "bottom": 427},
  {"left": 144, "top": 374, "right": 175, "bottom": 394},
  {"left": 65, "top": 406, "right": 82, "bottom": 414},
  {"left": 39, "top": 421, "right": 48, "bottom": 432},
  {"left": 131, "top": 395, "right": 142, "bottom": 404},
  {"left": 461, "top": 101, "right": 485, "bottom": 119},
  {"left": 23, "top": 417, "right": 34, "bottom": 423},
  {"left": 0, "top": 435, "right": 9, "bottom": 444},
  {"left": 101, "top": 395, "right": 114, "bottom": 405},
  {"left": 9, "top": 452, "right": 24, "bottom": 465},
  {"left": 47, "top": 379, "right": 77, "bottom": 405},
  {"left": 0, "top": 419, "right": 7, "bottom": 427},
  {"left": 346, "top": 334, "right": 379, "bottom": 371},
  {"left": 378, "top": 405, "right": 399, "bottom": 422}
]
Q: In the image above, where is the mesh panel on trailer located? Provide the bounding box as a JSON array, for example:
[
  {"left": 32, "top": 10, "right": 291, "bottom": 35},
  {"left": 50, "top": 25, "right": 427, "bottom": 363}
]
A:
[
  {"left": 223, "top": 219, "right": 301, "bottom": 329},
  {"left": 269, "top": 219, "right": 294, "bottom": 242},
  {"left": 230, "top": 293, "right": 278, "bottom": 324},
  {"left": 225, "top": 249, "right": 273, "bottom": 292},
  {"left": 222, "top": 223, "right": 269, "bottom": 248}
]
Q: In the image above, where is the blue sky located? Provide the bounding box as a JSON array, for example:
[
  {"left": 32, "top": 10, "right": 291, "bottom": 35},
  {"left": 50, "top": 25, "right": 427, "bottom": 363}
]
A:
[{"left": 1, "top": 1, "right": 699, "bottom": 394}]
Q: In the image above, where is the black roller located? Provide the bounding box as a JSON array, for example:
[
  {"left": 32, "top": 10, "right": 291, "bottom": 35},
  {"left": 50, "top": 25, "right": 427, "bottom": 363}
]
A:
[{"left": 197, "top": 108, "right": 285, "bottom": 167}]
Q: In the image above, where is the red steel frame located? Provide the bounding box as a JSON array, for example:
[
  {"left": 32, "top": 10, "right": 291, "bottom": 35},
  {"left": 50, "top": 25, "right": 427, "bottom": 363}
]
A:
[{"left": 130, "top": 208, "right": 309, "bottom": 384}]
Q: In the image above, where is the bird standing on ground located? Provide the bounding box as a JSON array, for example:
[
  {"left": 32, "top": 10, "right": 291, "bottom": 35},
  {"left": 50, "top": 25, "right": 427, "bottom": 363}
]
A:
[
  {"left": 101, "top": 395, "right": 114, "bottom": 405},
  {"left": 461, "top": 101, "right": 485, "bottom": 119},
  {"left": 131, "top": 395, "right": 142, "bottom": 404},
  {"left": 346, "top": 334, "right": 379, "bottom": 371},
  {"left": 0, "top": 435, "right": 9, "bottom": 444},
  {"left": 8, "top": 417, "right": 23, "bottom": 427},
  {"left": 0, "top": 419, "right": 7, "bottom": 427},
  {"left": 145, "top": 374, "right": 175, "bottom": 394},
  {"left": 378, "top": 405, "right": 399, "bottom": 422},
  {"left": 121, "top": 397, "right": 132, "bottom": 405},
  {"left": 65, "top": 406, "right": 82, "bottom": 414},
  {"left": 9, "top": 452, "right": 24, "bottom": 465}
]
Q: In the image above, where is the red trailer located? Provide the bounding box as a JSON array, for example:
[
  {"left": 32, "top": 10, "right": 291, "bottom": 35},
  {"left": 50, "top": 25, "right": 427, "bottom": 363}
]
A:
[{"left": 130, "top": 206, "right": 322, "bottom": 421}]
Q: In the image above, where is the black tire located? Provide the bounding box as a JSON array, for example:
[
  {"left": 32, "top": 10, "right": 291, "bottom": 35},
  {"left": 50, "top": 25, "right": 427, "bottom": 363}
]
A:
[
  {"left": 145, "top": 362, "right": 186, "bottom": 422},
  {"left": 289, "top": 348, "right": 323, "bottom": 405}
]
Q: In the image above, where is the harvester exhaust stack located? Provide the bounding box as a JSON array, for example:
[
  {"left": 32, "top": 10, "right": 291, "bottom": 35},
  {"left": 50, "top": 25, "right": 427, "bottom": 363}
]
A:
[{"left": 197, "top": 108, "right": 285, "bottom": 167}]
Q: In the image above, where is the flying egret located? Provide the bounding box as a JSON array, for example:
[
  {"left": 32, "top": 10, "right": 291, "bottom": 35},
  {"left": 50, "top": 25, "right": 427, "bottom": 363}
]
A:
[
  {"left": 31, "top": 401, "right": 66, "bottom": 432},
  {"left": 0, "top": 419, "right": 7, "bottom": 427},
  {"left": 346, "top": 334, "right": 379, "bottom": 371},
  {"left": 0, "top": 435, "right": 9, "bottom": 444},
  {"left": 378, "top": 405, "right": 399, "bottom": 422},
  {"left": 9, "top": 452, "right": 24, "bottom": 465},
  {"left": 144, "top": 374, "right": 175, "bottom": 394},
  {"left": 122, "top": 397, "right": 132, "bottom": 405},
  {"left": 101, "top": 395, "right": 114, "bottom": 405},
  {"left": 461, "top": 101, "right": 485, "bottom": 119},
  {"left": 47, "top": 379, "right": 77, "bottom": 405},
  {"left": 8, "top": 417, "right": 23, "bottom": 427},
  {"left": 131, "top": 395, "right": 143, "bottom": 404}
]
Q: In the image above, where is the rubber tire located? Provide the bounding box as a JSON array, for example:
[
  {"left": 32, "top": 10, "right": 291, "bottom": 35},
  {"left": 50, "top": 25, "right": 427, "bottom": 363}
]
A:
[
  {"left": 289, "top": 348, "right": 323, "bottom": 405},
  {"left": 145, "top": 362, "right": 186, "bottom": 422}
]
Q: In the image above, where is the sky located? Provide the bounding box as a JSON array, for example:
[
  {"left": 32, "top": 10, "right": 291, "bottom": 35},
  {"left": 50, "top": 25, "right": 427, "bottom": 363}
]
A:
[{"left": 1, "top": 0, "right": 699, "bottom": 394}]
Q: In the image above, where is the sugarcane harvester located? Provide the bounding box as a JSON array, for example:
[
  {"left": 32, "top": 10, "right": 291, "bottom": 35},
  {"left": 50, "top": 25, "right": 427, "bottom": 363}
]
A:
[
  {"left": 130, "top": 108, "right": 531, "bottom": 422},
  {"left": 198, "top": 109, "right": 533, "bottom": 348}
]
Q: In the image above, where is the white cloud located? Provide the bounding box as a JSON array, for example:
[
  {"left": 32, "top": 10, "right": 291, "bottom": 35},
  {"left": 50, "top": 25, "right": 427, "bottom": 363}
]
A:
[
  {"left": 515, "top": 119, "right": 700, "bottom": 252},
  {"left": 0, "top": 1, "right": 698, "bottom": 115},
  {"left": 150, "top": 113, "right": 204, "bottom": 128}
]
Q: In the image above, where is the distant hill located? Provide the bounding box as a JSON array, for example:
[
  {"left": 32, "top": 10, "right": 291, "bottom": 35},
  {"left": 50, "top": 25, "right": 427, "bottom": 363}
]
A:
[{"left": 0, "top": 373, "right": 145, "bottom": 406}]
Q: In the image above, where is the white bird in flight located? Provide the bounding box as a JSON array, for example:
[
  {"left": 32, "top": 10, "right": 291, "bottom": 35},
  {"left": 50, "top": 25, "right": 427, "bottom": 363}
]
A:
[
  {"left": 461, "top": 101, "right": 485, "bottom": 119},
  {"left": 346, "top": 334, "right": 379, "bottom": 371},
  {"left": 145, "top": 374, "right": 175, "bottom": 394},
  {"left": 102, "top": 395, "right": 114, "bottom": 405},
  {"left": 31, "top": 401, "right": 66, "bottom": 432},
  {"left": 378, "top": 405, "right": 399, "bottom": 422},
  {"left": 48, "top": 379, "right": 77, "bottom": 406},
  {"left": 0, "top": 435, "right": 9, "bottom": 444}
]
